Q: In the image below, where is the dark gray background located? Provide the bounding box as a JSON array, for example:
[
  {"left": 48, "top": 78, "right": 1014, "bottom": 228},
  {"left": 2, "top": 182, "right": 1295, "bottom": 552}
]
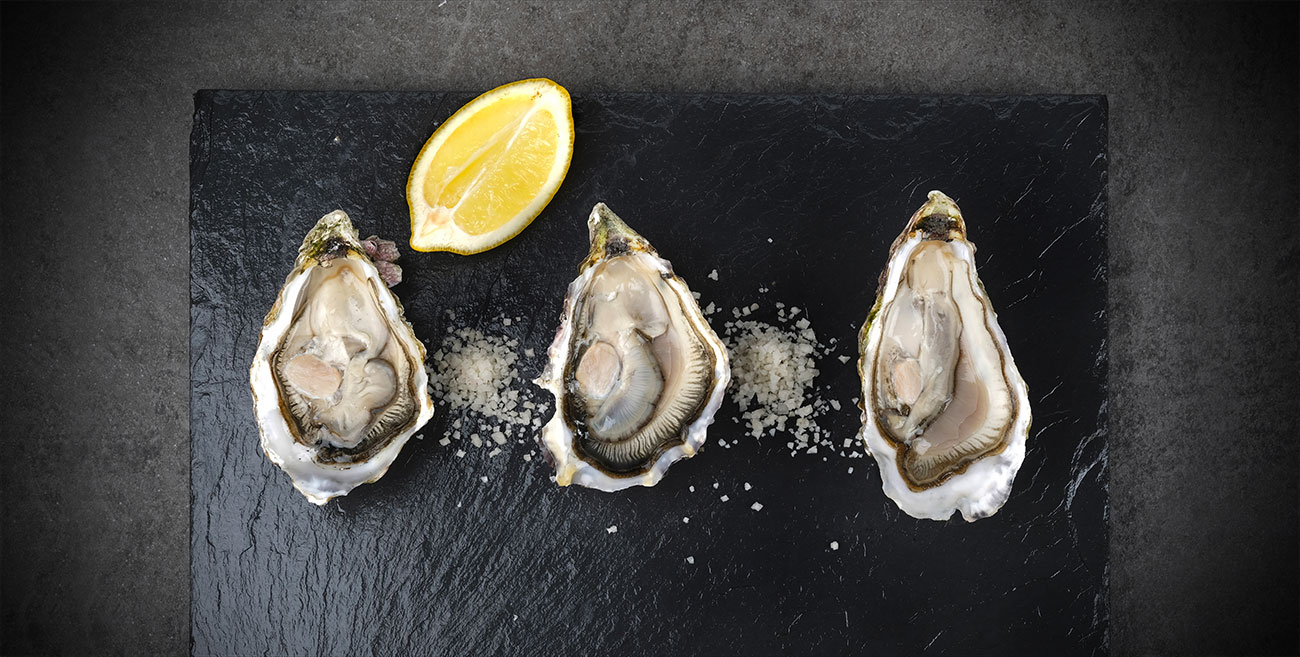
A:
[{"left": 1, "top": 2, "right": 1296, "bottom": 656}]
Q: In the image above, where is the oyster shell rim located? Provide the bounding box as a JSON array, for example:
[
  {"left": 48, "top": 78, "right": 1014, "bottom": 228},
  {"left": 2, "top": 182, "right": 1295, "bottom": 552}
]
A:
[
  {"left": 249, "top": 210, "right": 435, "bottom": 505},
  {"left": 535, "top": 203, "right": 731, "bottom": 492},
  {"left": 857, "top": 191, "right": 1032, "bottom": 521}
]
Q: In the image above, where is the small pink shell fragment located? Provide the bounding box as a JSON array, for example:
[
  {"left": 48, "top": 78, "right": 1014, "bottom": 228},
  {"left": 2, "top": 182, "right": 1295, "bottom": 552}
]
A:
[
  {"left": 374, "top": 260, "right": 403, "bottom": 288},
  {"left": 362, "top": 236, "right": 401, "bottom": 263}
]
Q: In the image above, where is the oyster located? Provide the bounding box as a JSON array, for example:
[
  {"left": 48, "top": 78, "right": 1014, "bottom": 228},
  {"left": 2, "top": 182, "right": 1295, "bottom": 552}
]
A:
[
  {"left": 250, "top": 210, "right": 434, "bottom": 504},
  {"left": 858, "top": 191, "right": 1031, "bottom": 521},
  {"left": 535, "top": 203, "right": 730, "bottom": 491}
]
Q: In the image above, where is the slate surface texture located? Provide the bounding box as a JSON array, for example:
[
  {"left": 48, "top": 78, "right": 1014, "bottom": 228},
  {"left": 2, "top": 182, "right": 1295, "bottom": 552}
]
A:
[{"left": 190, "top": 90, "right": 1107, "bottom": 655}]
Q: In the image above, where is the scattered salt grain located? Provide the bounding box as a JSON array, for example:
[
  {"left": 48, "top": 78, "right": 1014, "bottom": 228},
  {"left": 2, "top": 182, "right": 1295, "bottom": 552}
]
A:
[
  {"left": 708, "top": 269, "right": 718, "bottom": 280},
  {"left": 744, "top": 482, "right": 752, "bottom": 491},
  {"left": 837, "top": 355, "right": 851, "bottom": 364},
  {"left": 831, "top": 541, "right": 839, "bottom": 551},
  {"left": 723, "top": 299, "right": 850, "bottom": 458},
  {"left": 720, "top": 495, "right": 730, "bottom": 502},
  {"left": 438, "top": 437, "right": 451, "bottom": 447},
  {"left": 427, "top": 323, "right": 551, "bottom": 454},
  {"left": 686, "top": 556, "right": 695, "bottom": 564},
  {"left": 751, "top": 502, "right": 764, "bottom": 511},
  {"left": 689, "top": 485, "right": 696, "bottom": 493},
  {"left": 682, "top": 517, "right": 690, "bottom": 524},
  {"left": 606, "top": 525, "right": 618, "bottom": 534},
  {"left": 480, "top": 476, "right": 489, "bottom": 483}
]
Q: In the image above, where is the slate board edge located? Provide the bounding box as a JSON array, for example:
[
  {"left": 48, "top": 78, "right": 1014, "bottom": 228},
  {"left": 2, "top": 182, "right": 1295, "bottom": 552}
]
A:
[{"left": 188, "top": 90, "right": 1109, "bottom": 656}]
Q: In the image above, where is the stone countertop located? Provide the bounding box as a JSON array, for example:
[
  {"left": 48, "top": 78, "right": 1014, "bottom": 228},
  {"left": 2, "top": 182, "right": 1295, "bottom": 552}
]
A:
[{"left": 1, "top": 2, "right": 1296, "bottom": 655}]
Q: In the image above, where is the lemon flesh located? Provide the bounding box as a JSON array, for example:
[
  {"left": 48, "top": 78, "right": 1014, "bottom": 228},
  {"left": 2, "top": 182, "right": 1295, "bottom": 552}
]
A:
[{"left": 407, "top": 79, "right": 573, "bottom": 253}]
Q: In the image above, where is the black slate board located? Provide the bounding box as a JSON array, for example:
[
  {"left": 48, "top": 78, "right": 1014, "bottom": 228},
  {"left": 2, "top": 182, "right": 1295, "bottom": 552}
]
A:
[{"left": 191, "top": 91, "right": 1107, "bottom": 656}]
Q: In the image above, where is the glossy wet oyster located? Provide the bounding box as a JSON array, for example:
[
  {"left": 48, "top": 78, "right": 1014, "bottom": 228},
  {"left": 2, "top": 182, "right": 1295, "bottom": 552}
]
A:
[
  {"left": 250, "top": 210, "right": 434, "bottom": 504},
  {"left": 858, "top": 191, "right": 1031, "bottom": 521},
  {"left": 536, "top": 203, "right": 730, "bottom": 491}
]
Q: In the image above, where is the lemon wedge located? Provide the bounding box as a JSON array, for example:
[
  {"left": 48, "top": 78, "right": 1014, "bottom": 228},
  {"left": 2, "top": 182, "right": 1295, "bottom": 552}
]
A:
[{"left": 406, "top": 78, "right": 574, "bottom": 254}]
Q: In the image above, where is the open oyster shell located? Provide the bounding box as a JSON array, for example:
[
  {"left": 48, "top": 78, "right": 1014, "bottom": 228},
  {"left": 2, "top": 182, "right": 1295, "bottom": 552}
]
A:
[
  {"left": 535, "top": 203, "right": 730, "bottom": 491},
  {"left": 858, "top": 191, "right": 1031, "bottom": 521},
  {"left": 249, "top": 210, "right": 434, "bottom": 505}
]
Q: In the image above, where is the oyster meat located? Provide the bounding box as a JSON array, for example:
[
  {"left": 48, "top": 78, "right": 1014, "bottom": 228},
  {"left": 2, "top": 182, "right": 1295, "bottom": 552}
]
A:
[
  {"left": 535, "top": 203, "right": 730, "bottom": 491},
  {"left": 250, "top": 210, "right": 434, "bottom": 504},
  {"left": 858, "top": 191, "right": 1031, "bottom": 521}
]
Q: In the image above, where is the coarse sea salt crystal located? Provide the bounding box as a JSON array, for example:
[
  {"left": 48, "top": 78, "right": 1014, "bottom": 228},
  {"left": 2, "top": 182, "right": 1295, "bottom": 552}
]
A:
[
  {"left": 723, "top": 310, "right": 846, "bottom": 458},
  {"left": 831, "top": 541, "right": 839, "bottom": 551},
  {"left": 606, "top": 525, "right": 618, "bottom": 534},
  {"left": 751, "top": 502, "right": 764, "bottom": 511},
  {"left": 428, "top": 323, "right": 551, "bottom": 453}
]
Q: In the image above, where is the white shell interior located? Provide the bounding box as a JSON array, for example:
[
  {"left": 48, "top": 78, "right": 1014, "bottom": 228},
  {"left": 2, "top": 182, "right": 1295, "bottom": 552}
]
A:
[
  {"left": 860, "top": 233, "right": 1031, "bottom": 521},
  {"left": 250, "top": 216, "right": 432, "bottom": 505},
  {"left": 537, "top": 249, "right": 729, "bottom": 492}
]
